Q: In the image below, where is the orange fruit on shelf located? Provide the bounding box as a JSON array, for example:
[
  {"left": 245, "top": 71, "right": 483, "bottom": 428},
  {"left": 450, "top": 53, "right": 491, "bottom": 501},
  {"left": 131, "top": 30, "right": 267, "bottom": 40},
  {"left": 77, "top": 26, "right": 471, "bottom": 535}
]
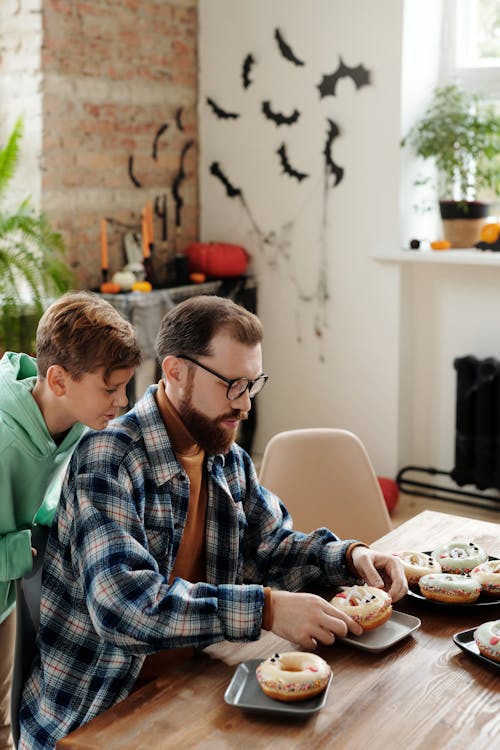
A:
[
  {"left": 430, "top": 240, "right": 452, "bottom": 250},
  {"left": 479, "top": 223, "right": 500, "bottom": 244}
]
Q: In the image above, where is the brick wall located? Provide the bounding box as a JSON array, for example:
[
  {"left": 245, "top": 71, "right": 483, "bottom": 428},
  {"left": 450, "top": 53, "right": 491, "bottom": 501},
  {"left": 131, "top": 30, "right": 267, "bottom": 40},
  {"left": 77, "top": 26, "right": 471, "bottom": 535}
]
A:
[{"left": 1, "top": 0, "right": 198, "bottom": 290}]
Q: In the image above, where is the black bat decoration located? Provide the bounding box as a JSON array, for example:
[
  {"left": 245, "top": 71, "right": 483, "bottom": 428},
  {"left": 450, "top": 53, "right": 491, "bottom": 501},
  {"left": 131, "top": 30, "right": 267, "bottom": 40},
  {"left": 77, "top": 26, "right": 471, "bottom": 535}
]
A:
[
  {"left": 172, "top": 140, "right": 194, "bottom": 226},
  {"left": 175, "top": 106, "right": 184, "bottom": 131},
  {"left": 152, "top": 123, "right": 169, "bottom": 161},
  {"left": 277, "top": 144, "right": 309, "bottom": 182},
  {"left": 323, "top": 119, "right": 344, "bottom": 186},
  {"left": 127, "top": 155, "right": 142, "bottom": 188},
  {"left": 317, "top": 56, "right": 371, "bottom": 98},
  {"left": 242, "top": 53, "right": 255, "bottom": 89},
  {"left": 274, "top": 28, "right": 305, "bottom": 66},
  {"left": 209, "top": 162, "right": 242, "bottom": 198},
  {"left": 262, "top": 100, "right": 300, "bottom": 127},
  {"left": 206, "top": 97, "right": 240, "bottom": 120}
]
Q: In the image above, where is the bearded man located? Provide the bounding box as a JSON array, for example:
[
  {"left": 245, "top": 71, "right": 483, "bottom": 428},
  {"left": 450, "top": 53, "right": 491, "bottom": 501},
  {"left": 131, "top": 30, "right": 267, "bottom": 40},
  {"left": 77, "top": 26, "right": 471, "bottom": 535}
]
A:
[{"left": 19, "top": 296, "right": 406, "bottom": 750}]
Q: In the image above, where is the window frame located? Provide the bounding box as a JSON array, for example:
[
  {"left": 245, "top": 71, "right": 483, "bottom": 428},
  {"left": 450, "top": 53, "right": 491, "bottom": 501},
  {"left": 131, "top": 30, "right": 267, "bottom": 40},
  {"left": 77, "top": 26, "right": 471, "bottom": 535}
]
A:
[{"left": 441, "top": 0, "right": 500, "bottom": 101}]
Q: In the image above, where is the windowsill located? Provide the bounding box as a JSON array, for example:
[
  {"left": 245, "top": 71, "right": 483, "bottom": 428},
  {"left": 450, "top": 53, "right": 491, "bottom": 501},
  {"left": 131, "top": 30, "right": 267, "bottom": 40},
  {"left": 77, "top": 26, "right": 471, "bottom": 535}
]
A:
[{"left": 373, "top": 248, "right": 500, "bottom": 266}]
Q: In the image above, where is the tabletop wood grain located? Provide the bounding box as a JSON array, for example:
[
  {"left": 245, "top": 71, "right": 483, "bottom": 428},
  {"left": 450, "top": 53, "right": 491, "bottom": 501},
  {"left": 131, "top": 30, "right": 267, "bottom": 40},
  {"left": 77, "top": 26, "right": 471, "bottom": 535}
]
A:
[{"left": 56, "top": 511, "right": 500, "bottom": 750}]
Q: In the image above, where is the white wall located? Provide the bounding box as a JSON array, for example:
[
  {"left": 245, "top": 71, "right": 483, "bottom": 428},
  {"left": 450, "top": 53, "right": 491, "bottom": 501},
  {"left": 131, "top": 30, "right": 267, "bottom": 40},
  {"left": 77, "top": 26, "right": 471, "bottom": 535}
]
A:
[
  {"left": 0, "top": 0, "right": 43, "bottom": 212},
  {"left": 199, "top": 0, "right": 403, "bottom": 475}
]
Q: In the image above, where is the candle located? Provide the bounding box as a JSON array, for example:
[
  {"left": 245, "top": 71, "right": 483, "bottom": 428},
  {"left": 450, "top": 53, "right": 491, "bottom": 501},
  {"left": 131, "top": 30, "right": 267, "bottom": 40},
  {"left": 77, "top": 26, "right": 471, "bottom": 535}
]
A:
[
  {"left": 141, "top": 206, "right": 150, "bottom": 259},
  {"left": 100, "top": 218, "right": 108, "bottom": 270},
  {"left": 162, "top": 194, "right": 167, "bottom": 242},
  {"left": 147, "top": 201, "right": 154, "bottom": 249}
]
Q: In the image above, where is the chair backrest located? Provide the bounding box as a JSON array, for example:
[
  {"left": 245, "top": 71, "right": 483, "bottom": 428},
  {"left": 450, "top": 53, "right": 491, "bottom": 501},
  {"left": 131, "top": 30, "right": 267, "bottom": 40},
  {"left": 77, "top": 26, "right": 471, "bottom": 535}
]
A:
[
  {"left": 259, "top": 428, "right": 392, "bottom": 544},
  {"left": 10, "top": 524, "right": 49, "bottom": 749}
]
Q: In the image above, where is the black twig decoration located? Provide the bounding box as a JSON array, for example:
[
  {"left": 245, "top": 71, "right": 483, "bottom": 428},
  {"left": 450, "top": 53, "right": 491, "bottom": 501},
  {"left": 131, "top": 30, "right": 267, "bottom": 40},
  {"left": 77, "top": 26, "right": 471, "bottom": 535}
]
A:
[
  {"left": 242, "top": 53, "right": 255, "bottom": 88},
  {"left": 262, "top": 100, "right": 300, "bottom": 126},
  {"left": 277, "top": 144, "right": 309, "bottom": 182},
  {"left": 172, "top": 140, "right": 194, "bottom": 227},
  {"left": 127, "top": 155, "right": 142, "bottom": 188},
  {"left": 152, "top": 123, "right": 169, "bottom": 161},
  {"left": 206, "top": 97, "right": 240, "bottom": 120},
  {"left": 274, "top": 28, "right": 305, "bottom": 66}
]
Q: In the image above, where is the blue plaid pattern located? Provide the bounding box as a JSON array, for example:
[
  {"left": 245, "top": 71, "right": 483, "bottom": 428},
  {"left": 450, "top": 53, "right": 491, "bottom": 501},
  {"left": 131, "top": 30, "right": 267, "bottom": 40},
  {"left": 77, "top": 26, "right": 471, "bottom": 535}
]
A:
[{"left": 19, "top": 386, "right": 358, "bottom": 749}]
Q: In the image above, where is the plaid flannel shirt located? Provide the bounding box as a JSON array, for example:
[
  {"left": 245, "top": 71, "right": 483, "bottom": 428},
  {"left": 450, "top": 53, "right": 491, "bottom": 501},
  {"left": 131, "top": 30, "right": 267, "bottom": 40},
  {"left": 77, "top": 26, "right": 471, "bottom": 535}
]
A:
[{"left": 19, "top": 386, "right": 359, "bottom": 749}]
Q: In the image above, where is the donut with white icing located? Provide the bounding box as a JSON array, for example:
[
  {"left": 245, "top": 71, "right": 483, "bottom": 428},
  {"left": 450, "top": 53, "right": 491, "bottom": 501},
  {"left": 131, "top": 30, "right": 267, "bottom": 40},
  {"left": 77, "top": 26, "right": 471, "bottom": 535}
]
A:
[
  {"left": 393, "top": 550, "right": 442, "bottom": 585},
  {"left": 256, "top": 651, "right": 331, "bottom": 702},
  {"left": 474, "top": 620, "right": 500, "bottom": 663},
  {"left": 330, "top": 585, "right": 392, "bottom": 630},
  {"left": 471, "top": 560, "right": 500, "bottom": 597},
  {"left": 419, "top": 573, "right": 481, "bottom": 604},
  {"left": 431, "top": 541, "right": 487, "bottom": 574}
]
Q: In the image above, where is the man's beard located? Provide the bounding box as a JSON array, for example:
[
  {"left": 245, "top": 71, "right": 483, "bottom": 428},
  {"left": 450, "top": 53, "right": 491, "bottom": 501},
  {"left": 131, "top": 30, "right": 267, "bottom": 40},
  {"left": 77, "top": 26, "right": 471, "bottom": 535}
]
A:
[{"left": 178, "top": 379, "right": 248, "bottom": 455}]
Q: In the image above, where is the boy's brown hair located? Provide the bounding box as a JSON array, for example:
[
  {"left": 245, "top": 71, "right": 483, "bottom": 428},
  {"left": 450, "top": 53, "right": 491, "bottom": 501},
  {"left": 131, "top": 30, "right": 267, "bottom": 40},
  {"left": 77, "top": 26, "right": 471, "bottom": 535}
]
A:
[
  {"left": 155, "top": 295, "right": 263, "bottom": 362},
  {"left": 36, "top": 291, "right": 142, "bottom": 381}
]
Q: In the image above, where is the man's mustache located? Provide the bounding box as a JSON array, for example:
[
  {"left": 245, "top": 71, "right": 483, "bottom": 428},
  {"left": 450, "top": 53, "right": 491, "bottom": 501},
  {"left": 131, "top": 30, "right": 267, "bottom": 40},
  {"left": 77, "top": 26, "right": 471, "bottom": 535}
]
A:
[{"left": 220, "top": 410, "right": 249, "bottom": 422}]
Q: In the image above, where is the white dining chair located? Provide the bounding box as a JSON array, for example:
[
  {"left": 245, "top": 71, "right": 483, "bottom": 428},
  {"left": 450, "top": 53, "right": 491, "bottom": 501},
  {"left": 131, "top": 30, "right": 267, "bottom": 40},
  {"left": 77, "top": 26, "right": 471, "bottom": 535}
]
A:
[{"left": 259, "top": 428, "right": 392, "bottom": 544}]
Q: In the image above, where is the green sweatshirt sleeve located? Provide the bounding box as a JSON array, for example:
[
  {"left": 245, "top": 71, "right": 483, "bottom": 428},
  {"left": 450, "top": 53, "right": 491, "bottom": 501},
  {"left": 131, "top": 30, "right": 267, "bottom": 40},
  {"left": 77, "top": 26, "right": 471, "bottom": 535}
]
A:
[{"left": 0, "top": 529, "right": 33, "bottom": 581}]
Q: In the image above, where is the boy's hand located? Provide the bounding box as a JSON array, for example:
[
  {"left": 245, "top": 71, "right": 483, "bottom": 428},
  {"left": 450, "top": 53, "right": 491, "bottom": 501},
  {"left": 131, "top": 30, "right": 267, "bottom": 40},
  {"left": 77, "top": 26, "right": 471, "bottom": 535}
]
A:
[
  {"left": 270, "top": 590, "right": 363, "bottom": 649},
  {"left": 350, "top": 546, "right": 408, "bottom": 601}
]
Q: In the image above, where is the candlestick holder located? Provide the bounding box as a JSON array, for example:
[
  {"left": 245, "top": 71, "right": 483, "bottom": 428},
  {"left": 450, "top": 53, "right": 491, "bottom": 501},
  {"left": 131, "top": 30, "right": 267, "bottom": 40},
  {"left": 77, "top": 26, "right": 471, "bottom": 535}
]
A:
[{"left": 143, "top": 252, "right": 153, "bottom": 284}]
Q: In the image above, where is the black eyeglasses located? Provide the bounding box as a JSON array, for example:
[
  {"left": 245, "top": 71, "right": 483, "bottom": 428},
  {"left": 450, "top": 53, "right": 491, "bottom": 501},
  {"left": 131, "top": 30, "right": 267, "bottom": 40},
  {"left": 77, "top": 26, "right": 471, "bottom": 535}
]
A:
[{"left": 178, "top": 355, "right": 268, "bottom": 401}]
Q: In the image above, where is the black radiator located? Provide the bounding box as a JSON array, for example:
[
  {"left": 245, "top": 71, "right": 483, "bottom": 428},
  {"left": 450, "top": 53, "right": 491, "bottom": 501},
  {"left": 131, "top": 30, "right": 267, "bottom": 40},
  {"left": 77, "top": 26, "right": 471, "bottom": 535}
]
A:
[
  {"left": 451, "top": 355, "right": 500, "bottom": 491},
  {"left": 397, "top": 354, "right": 500, "bottom": 512}
]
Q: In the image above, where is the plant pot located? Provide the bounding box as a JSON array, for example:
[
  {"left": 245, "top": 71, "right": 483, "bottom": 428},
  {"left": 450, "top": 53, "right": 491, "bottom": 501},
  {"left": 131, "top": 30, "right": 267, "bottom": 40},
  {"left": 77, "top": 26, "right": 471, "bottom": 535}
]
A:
[{"left": 439, "top": 201, "right": 490, "bottom": 248}]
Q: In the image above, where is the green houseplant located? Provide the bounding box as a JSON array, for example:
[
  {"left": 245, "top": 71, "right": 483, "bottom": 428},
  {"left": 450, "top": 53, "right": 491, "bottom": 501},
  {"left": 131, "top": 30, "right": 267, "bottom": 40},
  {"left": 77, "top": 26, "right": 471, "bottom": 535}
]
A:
[
  {"left": 401, "top": 83, "right": 500, "bottom": 247},
  {"left": 0, "top": 117, "right": 73, "bottom": 353}
]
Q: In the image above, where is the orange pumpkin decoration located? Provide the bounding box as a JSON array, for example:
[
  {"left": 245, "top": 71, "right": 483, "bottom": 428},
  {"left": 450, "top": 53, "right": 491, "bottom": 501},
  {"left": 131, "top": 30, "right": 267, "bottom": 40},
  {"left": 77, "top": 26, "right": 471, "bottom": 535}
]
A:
[
  {"left": 100, "top": 282, "right": 121, "bottom": 294},
  {"left": 131, "top": 281, "right": 152, "bottom": 292},
  {"left": 184, "top": 243, "right": 249, "bottom": 278}
]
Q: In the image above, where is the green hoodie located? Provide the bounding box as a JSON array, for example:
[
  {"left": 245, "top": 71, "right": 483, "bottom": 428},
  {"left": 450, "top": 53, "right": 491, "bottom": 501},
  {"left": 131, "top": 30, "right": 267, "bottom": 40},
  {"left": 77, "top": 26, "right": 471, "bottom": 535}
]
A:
[{"left": 0, "top": 351, "right": 85, "bottom": 622}]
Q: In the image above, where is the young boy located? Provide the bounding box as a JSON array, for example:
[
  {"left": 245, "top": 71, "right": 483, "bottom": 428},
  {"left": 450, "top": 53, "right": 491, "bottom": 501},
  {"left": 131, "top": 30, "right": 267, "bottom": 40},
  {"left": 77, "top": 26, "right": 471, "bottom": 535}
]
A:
[{"left": 0, "top": 290, "right": 142, "bottom": 750}]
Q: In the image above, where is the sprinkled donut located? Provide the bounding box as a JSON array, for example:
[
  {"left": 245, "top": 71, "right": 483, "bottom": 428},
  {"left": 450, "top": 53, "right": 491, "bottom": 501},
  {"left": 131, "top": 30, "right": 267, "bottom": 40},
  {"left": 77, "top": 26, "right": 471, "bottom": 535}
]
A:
[
  {"left": 330, "top": 585, "right": 392, "bottom": 630},
  {"left": 419, "top": 573, "right": 481, "bottom": 604},
  {"left": 256, "top": 652, "right": 331, "bottom": 702},
  {"left": 471, "top": 560, "right": 500, "bottom": 597},
  {"left": 393, "top": 550, "right": 442, "bottom": 586},
  {"left": 474, "top": 620, "right": 500, "bottom": 663},
  {"left": 431, "top": 541, "right": 487, "bottom": 574}
]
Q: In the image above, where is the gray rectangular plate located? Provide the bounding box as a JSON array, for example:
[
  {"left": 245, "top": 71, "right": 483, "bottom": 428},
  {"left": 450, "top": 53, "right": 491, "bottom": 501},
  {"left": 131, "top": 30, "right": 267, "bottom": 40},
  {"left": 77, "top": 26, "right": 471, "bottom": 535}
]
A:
[
  {"left": 224, "top": 658, "right": 332, "bottom": 715},
  {"left": 339, "top": 610, "right": 421, "bottom": 652}
]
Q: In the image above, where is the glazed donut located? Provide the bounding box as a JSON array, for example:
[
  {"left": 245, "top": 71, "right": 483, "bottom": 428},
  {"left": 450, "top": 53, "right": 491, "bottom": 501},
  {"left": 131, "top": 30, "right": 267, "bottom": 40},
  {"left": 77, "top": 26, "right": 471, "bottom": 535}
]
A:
[
  {"left": 393, "top": 550, "right": 442, "bottom": 585},
  {"left": 474, "top": 620, "right": 500, "bottom": 663},
  {"left": 419, "top": 573, "right": 481, "bottom": 604},
  {"left": 256, "top": 652, "right": 331, "bottom": 702},
  {"left": 431, "top": 541, "right": 487, "bottom": 574},
  {"left": 330, "top": 585, "right": 392, "bottom": 630},
  {"left": 471, "top": 560, "right": 500, "bottom": 597}
]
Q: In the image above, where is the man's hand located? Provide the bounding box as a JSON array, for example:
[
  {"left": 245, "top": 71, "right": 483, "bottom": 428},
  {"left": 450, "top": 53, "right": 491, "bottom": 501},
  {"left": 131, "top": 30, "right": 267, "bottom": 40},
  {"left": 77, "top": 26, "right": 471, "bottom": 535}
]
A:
[
  {"left": 270, "top": 590, "right": 363, "bottom": 649},
  {"left": 350, "top": 547, "right": 408, "bottom": 601}
]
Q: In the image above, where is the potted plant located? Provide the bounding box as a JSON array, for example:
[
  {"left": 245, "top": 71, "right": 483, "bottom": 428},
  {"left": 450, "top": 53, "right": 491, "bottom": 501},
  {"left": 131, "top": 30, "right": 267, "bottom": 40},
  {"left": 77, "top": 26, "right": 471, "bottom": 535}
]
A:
[
  {"left": 0, "top": 117, "right": 73, "bottom": 353},
  {"left": 401, "top": 83, "right": 500, "bottom": 247}
]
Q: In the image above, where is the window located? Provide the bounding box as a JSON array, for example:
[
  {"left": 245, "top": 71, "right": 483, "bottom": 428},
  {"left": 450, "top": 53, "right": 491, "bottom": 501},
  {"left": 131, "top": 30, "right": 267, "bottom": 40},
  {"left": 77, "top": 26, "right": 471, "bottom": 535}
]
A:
[{"left": 442, "top": 0, "right": 500, "bottom": 99}]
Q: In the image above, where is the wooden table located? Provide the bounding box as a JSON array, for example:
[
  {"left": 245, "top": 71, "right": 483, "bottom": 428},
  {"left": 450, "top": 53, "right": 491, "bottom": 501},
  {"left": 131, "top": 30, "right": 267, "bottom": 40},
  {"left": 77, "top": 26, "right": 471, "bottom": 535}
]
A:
[{"left": 56, "top": 511, "right": 500, "bottom": 750}]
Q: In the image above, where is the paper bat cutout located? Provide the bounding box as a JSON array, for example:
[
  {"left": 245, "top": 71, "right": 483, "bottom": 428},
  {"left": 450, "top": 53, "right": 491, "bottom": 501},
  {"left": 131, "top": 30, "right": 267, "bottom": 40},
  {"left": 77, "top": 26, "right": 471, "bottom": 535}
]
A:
[
  {"left": 242, "top": 53, "right": 255, "bottom": 89},
  {"left": 209, "top": 162, "right": 242, "bottom": 198},
  {"left": 175, "top": 107, "right": 184, "bottom": 131},
  {"left": 317, "top": 57, "right": 371, "bottom": 97},
  {"left": 127, "top": 155, "right": 142, "bottom": 188},
  {"left": 323, "top": 119, "right": 344, "bottom": 186},
  {"left": 206, "top": 97, "right": 240, "bottom": 120},
  {"left": 152, "top": 123, "right": 169, "bottom": 161},
  {"left": 262, "top": 100, "right": 300, "bottom": 127},
  {"left": 274, "top": 28, "right": 305, "bottom": 66},
  {"left": 277, "top": 144, "right": 309, "bottom": 182},
  {"left": 172, "top": 140, "right": 194, "bottom": 226}
]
